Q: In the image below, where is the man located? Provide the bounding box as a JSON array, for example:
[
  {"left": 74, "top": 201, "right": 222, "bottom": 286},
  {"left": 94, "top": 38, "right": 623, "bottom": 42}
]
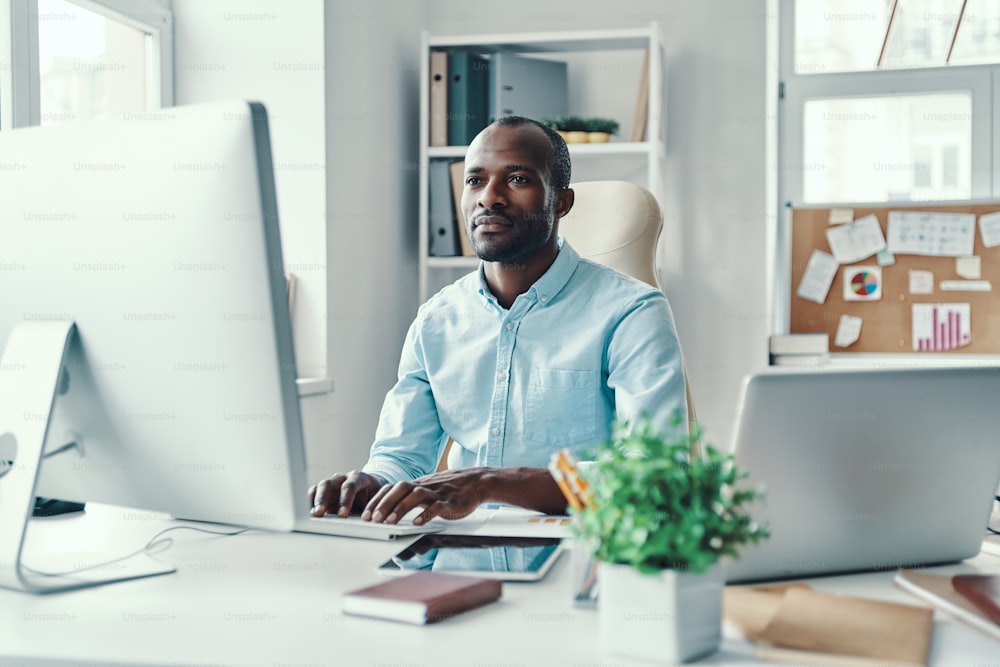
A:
[{"left": 309, "top": 116, "right": 686, "bottom": 525}]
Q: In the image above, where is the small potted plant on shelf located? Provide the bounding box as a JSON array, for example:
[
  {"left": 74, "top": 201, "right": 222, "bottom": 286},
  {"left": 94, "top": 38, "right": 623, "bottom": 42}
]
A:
[
  {"left": 584, "top": 117, "right": 619, "bottom": 143},
  {"left": 538, "top": 117, "right": 568, "bottom": 142},
  {"left": 553, "top": 115, "right": 589, "bottom": 144},
  {"left": 572, "top": 417, "right": 769, "bottom": 664}
]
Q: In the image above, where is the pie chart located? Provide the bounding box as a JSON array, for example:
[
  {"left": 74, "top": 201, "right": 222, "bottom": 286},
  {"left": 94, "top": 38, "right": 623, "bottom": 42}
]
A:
[{"left": 850, "top": 270, "right": 879, "bottom": 296}]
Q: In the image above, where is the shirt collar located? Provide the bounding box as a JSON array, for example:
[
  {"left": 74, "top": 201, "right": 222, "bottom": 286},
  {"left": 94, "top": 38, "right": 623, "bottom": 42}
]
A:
[{"left": 476, "top": 236, "right": 579, "bottom": 307}]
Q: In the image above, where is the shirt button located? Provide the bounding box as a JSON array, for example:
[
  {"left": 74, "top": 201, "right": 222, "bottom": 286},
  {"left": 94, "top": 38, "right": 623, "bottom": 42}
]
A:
[
  {"left": 506, "top": 322, "right": 514, "bottom": 330},
  {"left": 491, "top": 427, "right": 500, "bottom": 436},
  {"left": 497, "top": 372, "right": 506, "bottom": 382},
  {"left": 540, "top": 295, "right": 549, "bottom": 302}
]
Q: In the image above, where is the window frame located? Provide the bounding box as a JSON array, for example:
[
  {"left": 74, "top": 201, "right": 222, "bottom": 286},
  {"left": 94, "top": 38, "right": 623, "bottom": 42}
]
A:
[
  {"left": 775, "top": 0, "right": 1000, "bottom": 333},
  {"left": 0, "top": 0, "right": 173, "bottom": 131}
]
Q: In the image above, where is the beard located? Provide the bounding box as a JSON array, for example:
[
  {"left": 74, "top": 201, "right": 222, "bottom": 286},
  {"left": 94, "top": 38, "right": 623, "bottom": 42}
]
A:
[{"left": 468, "top": 199, "right": 556, "bottom": 264}]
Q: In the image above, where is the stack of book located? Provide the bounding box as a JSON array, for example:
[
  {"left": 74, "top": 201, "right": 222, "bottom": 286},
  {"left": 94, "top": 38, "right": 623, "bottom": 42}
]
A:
[{"left": 769, "top": 334, "right": 830, "bottom": 367}]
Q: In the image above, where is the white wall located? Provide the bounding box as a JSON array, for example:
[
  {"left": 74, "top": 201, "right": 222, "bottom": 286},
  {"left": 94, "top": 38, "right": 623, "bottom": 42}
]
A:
[
  {"left": 171, "top": 0, "right": 424, "bottom": 483},
  {"left": 317, "top": 1, "right": 424, "bottom": 476},
  {"left": 171, "top": 0, "right": 327, "bottom": 384},
  {"left": 427, "top": 0, "right": 773, "bottom": 445}
]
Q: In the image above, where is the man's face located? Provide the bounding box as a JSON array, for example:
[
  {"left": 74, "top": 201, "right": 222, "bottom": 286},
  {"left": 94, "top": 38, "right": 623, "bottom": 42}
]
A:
[{"left": 460, "top": 124, "right": 557, "bottom": 264}]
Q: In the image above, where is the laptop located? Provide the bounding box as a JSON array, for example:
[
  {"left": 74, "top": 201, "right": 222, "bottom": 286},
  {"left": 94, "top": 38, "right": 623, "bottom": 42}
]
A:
[{"left": 724, "top": 366, "right": 1000, "bottom": 583}]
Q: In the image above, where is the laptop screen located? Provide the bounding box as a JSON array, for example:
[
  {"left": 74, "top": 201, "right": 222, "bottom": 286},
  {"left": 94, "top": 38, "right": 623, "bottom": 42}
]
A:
[{"left": 724, "top": 366, "right": 1000, "bottom": 583}]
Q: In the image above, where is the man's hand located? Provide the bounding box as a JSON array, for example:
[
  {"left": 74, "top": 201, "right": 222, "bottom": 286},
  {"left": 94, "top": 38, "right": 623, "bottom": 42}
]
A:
[
  {"left": 308, "top": 471, "right": 385, "bottom": 517},
  {"left": 361, "top": 467, "right": 492, "bottom": 525}
]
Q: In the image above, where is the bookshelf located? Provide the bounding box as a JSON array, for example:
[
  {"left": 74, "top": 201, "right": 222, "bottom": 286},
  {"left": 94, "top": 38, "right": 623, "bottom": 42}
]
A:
[{"left": 418, "top": 24, "right": 666, "bottom": 301}]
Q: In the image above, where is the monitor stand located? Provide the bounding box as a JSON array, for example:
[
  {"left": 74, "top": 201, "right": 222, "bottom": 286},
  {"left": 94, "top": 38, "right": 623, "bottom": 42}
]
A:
[{"left": 0, "top": 321, "right": 175, "bottom": 593}]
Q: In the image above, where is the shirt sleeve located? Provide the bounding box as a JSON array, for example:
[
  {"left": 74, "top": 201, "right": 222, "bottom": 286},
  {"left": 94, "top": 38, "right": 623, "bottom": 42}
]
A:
[
  {"left": 605, "top": 289, "right": 689, "bottom": 439},
  {"left": 362, "top": 311, "right": 448, "bottom": 485}
]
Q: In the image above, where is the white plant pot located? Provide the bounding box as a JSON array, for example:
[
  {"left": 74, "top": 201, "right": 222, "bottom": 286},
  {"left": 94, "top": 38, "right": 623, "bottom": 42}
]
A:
[{"left": 598, "top": 561, "right": 723, "bottom": 664}]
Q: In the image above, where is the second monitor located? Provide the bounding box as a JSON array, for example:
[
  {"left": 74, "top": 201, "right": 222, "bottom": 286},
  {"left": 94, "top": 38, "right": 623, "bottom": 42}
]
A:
[{"left": 0, "top": 100, "right": 309, "bottom": 591}]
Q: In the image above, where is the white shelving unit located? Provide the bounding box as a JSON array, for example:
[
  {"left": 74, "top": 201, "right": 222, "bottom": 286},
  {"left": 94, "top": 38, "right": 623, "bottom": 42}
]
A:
[{"left": 418, "top": 24, "right": 666, "bottom": 302}]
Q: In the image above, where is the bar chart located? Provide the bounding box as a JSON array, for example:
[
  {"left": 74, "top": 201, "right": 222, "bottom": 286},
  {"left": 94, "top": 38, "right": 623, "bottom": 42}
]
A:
[{"left": 912, "top": 303, "right": 971, "bottom": 351}]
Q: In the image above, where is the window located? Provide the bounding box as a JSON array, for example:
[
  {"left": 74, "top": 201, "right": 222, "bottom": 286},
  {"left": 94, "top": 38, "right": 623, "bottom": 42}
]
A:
[
  {"left": 1, "top": 0, "right": 172, "bottom": 130},
  {"left": 777, "top": 0, "right": 1000, "bottom": 330},
  {"left": 801, "top": 93, "right": 971, "bottom": 202},
  {"left": 780, "top": 0, "right": 998, "bottom": 207},
  {"left": 794, "top": 0, "right": 1000, "bottom": 73}
]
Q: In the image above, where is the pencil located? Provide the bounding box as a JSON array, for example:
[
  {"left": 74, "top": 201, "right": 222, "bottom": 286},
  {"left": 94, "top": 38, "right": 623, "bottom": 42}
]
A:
[
  {"left": 547, "top": 453, "right": 583, "bottom": 510},
  {"left": 555, "top": 449, "right": 593, "bottom": 507}
]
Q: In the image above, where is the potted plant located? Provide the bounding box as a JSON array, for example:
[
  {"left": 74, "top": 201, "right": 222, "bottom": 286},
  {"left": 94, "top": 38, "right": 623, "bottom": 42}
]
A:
[
  {"left": 584, "top": 117, "right": 620, "bottom": 143},
  {"left": 540, "top": 116, "right": 595, "bottom": 144},
  {"left": 539, "top": 116, "right": 563, "bottom": 138},
  {"left": 572, "top": 418, "right": 768, "bottom": 664}
]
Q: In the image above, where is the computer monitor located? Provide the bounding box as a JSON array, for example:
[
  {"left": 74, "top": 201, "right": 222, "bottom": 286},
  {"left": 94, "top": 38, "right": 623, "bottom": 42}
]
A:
[{"left": 0, "top": 100, "right": 308, "bottom": 592}]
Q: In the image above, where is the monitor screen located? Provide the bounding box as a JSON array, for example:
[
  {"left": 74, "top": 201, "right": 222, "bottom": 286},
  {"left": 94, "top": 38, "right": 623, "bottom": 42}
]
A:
[{"left": 0, "top": 100, "right": 307, "bottom": 535}]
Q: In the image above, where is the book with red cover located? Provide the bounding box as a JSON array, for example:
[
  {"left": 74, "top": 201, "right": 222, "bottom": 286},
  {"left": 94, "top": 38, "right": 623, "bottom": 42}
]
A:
[
  {"left": 342, "top": 571, "right": 502, "bottom": 625},
  {"left": 952, "top": 574, "right": 1000, "bottom": 625},
  {"left": 894, "top": 569, "right": 1000, "bottom": 641}
]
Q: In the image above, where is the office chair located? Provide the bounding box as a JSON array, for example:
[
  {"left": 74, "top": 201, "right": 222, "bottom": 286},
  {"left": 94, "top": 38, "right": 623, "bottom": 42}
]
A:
[
  {"left": 437, "top": 180, "right": 699, "bottom": 471},
  {"left": 558, "top": 180, "right": 700, "bottom": 453}
]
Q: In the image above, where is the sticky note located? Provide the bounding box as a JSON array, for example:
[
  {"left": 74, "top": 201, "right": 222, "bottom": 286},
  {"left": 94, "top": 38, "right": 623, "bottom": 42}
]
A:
[
  {"left": 979, "top": 212, "right": 1000, "bottom": 248},
  {"left": 908, "top": 270, "right": 934, "bottom": 295},
  {"left": 956, "top": 256, "right": 981, "bottom": 279},
  {"left": 835, "top": 315, "right": 862, "bottom": 348},
  {"left": 828, "top": 208, "right": 854, "bottom": 224}
]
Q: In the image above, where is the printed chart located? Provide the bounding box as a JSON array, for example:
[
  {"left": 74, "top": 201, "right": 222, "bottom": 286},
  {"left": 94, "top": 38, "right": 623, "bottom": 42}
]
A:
[
  {"left": 843, "top": 266, "right": 882, "bottom": 301},
  {"left": 911, "top": 303, "right": 971, "bottom": 351}
]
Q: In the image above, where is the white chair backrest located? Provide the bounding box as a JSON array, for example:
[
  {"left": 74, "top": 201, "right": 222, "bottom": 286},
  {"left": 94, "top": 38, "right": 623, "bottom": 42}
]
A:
[
  {"left": 558, "top": 180, "right": 663, "bottom": 289},
  {"left": 558, "top": 180, "right": 700, "bottom": 453}
]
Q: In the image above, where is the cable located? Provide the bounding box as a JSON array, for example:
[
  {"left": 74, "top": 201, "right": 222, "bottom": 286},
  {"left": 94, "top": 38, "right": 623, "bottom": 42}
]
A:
[
  {"left": 21, "top": 524, "right": 249, "bottom": 578},
  {"left": 988, "top": 496, "right": 1000, "bottom": 536}
]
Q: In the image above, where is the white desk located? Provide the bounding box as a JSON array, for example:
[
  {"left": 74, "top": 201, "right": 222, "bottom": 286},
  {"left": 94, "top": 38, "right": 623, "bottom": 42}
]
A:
[{"left": 2, "top": 504, "right": 998, "bottom": 666}]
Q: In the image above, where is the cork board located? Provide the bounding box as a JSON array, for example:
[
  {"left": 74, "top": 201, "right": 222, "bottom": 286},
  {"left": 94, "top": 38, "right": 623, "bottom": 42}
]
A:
[{"left": 789, "top": 202, "right": 1000, "bottom": 354}]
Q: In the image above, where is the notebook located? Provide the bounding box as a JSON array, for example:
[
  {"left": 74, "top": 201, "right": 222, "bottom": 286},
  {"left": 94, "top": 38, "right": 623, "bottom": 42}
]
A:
[
  {"left": 342, "top": 571, "right": 502, "bottom": 624},
  {"left": 724, "top": 366, "right": 1000, "bottom": 583}
]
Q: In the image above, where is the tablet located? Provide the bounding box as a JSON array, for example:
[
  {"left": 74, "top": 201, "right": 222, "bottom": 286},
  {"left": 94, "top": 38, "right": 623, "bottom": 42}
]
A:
[{"left": 376, "top": 535, "right": 564, "bottom": 581}]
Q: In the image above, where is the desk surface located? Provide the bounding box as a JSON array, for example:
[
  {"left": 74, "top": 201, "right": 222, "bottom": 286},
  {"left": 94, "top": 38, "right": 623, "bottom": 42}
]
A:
[{"left": 3, "top": 504, "right": 999, "bottom": 667}]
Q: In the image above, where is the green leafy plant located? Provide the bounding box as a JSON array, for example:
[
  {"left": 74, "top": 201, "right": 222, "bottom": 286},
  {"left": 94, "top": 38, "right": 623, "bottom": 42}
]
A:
[
  {"left": 573, "top": 418, "right": 769, "bottom": 574},
  {"left": 539, "top": 117, "right": 562, "bottom": 132},
  {"left": 538, "top": 116, "right": 587, "bottom": 132},
  {"left": 585, "top": 117, "right": 620, "bottom": 135}
]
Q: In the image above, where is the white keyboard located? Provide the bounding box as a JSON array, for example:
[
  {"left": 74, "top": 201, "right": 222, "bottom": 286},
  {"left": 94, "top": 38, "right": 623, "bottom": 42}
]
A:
[{"left": 297, "top": 514, "right": 444, "bottom": 541}]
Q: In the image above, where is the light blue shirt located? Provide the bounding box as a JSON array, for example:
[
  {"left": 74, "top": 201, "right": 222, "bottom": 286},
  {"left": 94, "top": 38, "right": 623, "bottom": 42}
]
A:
[{"left": 363, "top": 240, "right": 687, "bottom": 484}]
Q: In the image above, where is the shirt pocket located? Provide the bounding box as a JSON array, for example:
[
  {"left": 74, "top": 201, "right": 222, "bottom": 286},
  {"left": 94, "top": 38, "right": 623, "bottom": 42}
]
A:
[{"left": 524, "top": 368, "right": 598, "bottom": 445}]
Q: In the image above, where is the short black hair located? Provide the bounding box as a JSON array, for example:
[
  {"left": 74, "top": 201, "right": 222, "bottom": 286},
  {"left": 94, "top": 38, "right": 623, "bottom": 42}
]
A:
[{"left": 493, "top": 115, "right": 571, "bottom": 190}]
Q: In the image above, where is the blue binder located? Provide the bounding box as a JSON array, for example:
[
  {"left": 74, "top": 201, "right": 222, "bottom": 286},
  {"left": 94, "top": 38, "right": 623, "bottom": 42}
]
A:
[{"left": 447, "top": 52, "right": 489, "bottom": 146}]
